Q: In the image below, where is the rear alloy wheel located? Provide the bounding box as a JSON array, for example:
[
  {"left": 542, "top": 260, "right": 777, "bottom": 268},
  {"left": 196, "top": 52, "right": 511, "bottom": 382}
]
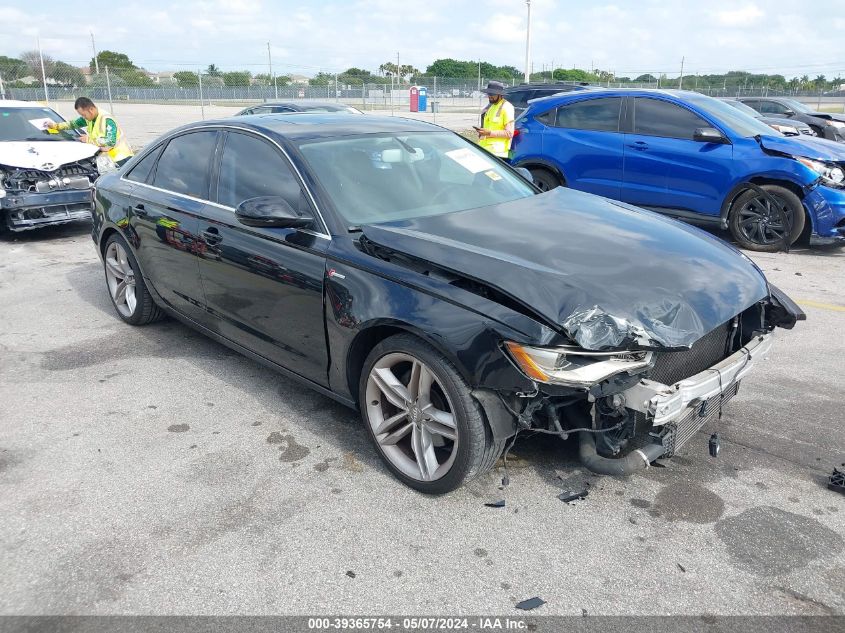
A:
[
  {"left": 360, "top": 334, "right": 502, "bottom": 494},
  {"left": 528, "top": 167, "right": 563, "bottom": 192},
  {"left": 729, "top": 185, "right": 805, "bottom": 252},
  {"left": 103, "top": 234, "right": 164, "bottom": 325}
]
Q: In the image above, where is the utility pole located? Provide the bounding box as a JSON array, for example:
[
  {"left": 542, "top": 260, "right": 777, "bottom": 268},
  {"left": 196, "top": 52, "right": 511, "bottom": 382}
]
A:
[
  {"left": 91, "top": 32, "right": 99, "bottom": 74},
  {"left": 267, "top": 41, "right": 274, "bottom": 100},
  {"left": 0, "top": 72, "right": 5, "bottom": 99},
  {"left": 678, "top": 56, "right": 684, "bottom": 90},
  {"left": 524, "top": 0, "right": 532, "bottom": 83},
  {"left": 37, "top": 38, "right": 49, "bottom": 105},
  {"left": 198, "top": 68, "right": 205, "bottom": 120},
  {"left": 477, "top": 60, "right": 481, "bottom": 90}
]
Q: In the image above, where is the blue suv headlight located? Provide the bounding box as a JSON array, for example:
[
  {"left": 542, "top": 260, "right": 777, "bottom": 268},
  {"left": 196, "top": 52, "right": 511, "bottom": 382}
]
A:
[{"left": 795, "top": 156, "right": 845, "bottom": 187}]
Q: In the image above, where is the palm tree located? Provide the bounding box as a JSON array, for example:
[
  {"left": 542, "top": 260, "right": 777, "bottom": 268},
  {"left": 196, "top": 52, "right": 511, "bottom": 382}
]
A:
[
  {"left": 206, "top": 64, "right": 221, "bottom": 77},
  {"left": 813, "top": 75, "right": 827, "bottom": 90}
]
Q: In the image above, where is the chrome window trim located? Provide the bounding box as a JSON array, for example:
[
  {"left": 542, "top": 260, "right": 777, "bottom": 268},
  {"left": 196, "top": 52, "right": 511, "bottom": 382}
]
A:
[{"left": 119, "top": 124, "right": 332, "bottom": 239}]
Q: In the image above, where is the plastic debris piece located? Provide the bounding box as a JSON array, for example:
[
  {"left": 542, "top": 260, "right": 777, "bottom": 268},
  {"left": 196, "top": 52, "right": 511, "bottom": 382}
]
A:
[
  {"left": 829, "top": 468, "right": 845, "bottom": 495},
  {"left": 515, "top": 597, "right": 546, "bottom": 611},
  {"left": 485, "top": 499, "right": 506, "bottom": 508},
  {"left": 677, "top": 563, "right": 686, "bottom": 573},
  {"left": 558, "top": 489, "right": 589, "bottom": 503},
  {"left": 345, "top": 570, "right": 356, "bottom": 578}
]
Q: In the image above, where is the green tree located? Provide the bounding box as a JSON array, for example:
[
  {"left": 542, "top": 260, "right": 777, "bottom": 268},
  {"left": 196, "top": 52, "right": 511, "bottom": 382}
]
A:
[
  {"left": 634, "top": 74, "right": 657, "bottom": 83},
  {"left": 0, "top": 55, "right": 28, "bottom": 81},
  {"left": 552, "top": 68, "right": 594, "bottom": 82},
  {"left": 51, "top": 61, "right": 85, "bottom": 86},
  {"left": 206, "top": 64, "right": 221, "bottom": 77},
  {"left": 91, "top": 50, "right": 135, "bottom": 73},
  {"left": 173, "top": 70, "right": 199, "bottom": 87},
  {"left": 309, "top": 72, "right": 334, "bottom": 86},
  {"left": 222, "top": 71, "right": 251, "bottom": 86}
]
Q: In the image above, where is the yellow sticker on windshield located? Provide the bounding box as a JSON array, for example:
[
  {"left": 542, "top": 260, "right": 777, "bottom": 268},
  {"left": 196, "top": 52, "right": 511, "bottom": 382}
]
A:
[{"left": 485, "top": 170, "right": 502, "bottom": 181}]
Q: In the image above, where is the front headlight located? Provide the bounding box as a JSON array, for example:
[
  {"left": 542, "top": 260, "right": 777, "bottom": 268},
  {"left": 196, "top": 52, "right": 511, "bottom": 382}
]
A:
[
  {"left": 769, "top": 123, "right": 799, "bottom": 136},
  {"left": 826, "top": 120, "right": 845, "bottom": 129},
  {"left": 504, "top": 341, "right": 653, "bottom": 387},
  {"left": 795, "top": 156, "right": 845, "bottom": 186}
]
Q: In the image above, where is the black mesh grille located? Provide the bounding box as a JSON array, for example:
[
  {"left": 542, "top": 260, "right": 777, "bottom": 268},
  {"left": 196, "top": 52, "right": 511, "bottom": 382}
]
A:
[{"left": 649, "top": 322, "right": 731, "bottom": 386}]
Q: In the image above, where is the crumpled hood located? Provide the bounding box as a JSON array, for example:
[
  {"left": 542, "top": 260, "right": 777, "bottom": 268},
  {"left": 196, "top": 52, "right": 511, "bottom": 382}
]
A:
[
  {"left": 0, "top": 141, "right": 98, "bottom": 170},
  {"left": 758, "top": 134, "right": 845, "bottom": 162},
  {"left": 361, "top": 188, "right": 770, "bottom": 350}
]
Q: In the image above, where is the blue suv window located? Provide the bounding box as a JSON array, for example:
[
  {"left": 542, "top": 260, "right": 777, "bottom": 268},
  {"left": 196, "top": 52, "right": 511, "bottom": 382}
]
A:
[
  {"left": 551, "top": 97, "right": 622, "bottom": 132},
  {"left": 633, "top": 98, "right": 708, "bottom": 140}
]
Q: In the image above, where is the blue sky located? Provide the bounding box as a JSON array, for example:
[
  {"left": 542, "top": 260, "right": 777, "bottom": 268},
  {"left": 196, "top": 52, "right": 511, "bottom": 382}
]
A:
[{"left": 2, "top": 0, "right": 844, "bottom": 78}]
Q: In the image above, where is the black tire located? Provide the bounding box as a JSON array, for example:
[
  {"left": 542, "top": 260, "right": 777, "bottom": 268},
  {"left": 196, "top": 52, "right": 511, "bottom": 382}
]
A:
[
  {"left": 728, "top": 185, "right": 806, "bottom": 252},
  {"left": 103, "top": 233, "right": 165, "bottom": 325},
  {"left": 359, "top": 333, "right": 503, "bottom": 494},
  {"left": 528, "top": 167, "right": 563, "bottom": 192}
]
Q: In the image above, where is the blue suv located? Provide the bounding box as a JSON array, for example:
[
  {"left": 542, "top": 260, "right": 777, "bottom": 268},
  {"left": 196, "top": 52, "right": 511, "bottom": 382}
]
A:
[{"left": 510, "top": 89, "right": 845, "bottom": 252}]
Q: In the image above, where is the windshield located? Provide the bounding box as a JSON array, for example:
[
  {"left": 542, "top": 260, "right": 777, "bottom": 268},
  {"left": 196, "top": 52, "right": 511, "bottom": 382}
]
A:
[
  {"left": 723, "top": 100, "right": 763, "bottom": 118},
  {"left": 688, "top": 96, "right": 779, "bottom": 138},
  {"left": 297, "top": 132, "right": 535, "bottom": 226},
  {"left": 0, "top": 107, "right": 77, "bottom": 142},
  {"left": 778, "top": 98, "right": 814, "bottom": 114}
]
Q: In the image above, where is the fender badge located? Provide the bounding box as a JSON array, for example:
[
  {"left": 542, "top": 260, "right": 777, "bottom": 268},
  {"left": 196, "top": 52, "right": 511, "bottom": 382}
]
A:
[{"left": 327, "top": 268, "right": 345, "bottom": 280}]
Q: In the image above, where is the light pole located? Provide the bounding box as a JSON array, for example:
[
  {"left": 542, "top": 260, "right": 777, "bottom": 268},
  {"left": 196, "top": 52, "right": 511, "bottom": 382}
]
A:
[
  {"left": 91, "top": 32, "right": 99, "bottom": 74},
  {"left": 524, "top": 0, "right": 532, "bottom": 83}
]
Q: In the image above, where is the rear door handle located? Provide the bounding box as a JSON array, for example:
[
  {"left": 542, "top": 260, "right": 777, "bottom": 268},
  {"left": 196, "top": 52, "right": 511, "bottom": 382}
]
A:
[
  {"left": 201, "top": 228, "right": 222, "bottom": 245},
  {"left": 627, "top": 141, "right": 649, "bottom": 151},
  {"left": 132, "top": 203, "right": 148, "bottom": 217}
]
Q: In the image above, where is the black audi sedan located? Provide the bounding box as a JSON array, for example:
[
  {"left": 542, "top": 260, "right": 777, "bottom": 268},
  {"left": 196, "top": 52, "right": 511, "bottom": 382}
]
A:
[{"left": 90, "top": 114, "right": 803, "bottom": 494}]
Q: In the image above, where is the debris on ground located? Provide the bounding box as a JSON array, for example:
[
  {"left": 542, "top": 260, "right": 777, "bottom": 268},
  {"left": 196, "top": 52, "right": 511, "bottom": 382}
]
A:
[
  {"left": 829, "top": 468, "right": 845, "bottom": 495},
  {"left": 677, "top": 563, "right": 687, "bottom": 572},
  {"left": 485, "top": 499, "right": 506, "bottom": 508},
  {"left": 515, "top": 597, "right": 546, "bottom": 611},
  {"left": 345, "top": 570, "right": 356, "bottom": 578},
  {"left": 558, "top": 489, "right": 589, "bottom": 503}
]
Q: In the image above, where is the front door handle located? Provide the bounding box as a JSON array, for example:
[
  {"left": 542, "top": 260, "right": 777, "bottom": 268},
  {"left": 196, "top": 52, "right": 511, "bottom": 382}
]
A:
[
  {"left": 627, "top": 141, "right": 649, "bottom": 151},
  {"left": 201, "top": 228, "right": 222, "bottom": 245},
  {"left": 132, "top": 203, "right": 148, "bottom": 218}
]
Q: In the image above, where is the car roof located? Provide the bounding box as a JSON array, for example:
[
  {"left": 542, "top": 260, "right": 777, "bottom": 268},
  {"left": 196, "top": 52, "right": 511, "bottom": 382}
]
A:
[
  {"left": 175, "top": 113, "right": 441, "bottom": 141},
  {"left": 251, "top": 101, "right": 352, "bottom": 109},
  {"left": 523, "top": 88, "right": 718, "bottom": 108},
  {"left": 0, "top": 100, "right": 55, "bottom": 109}
]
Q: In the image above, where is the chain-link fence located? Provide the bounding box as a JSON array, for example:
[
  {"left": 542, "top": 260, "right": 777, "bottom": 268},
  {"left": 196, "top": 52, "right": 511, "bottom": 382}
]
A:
[{"left": 3, "top": 58, "right": 844, "bottom": 114}]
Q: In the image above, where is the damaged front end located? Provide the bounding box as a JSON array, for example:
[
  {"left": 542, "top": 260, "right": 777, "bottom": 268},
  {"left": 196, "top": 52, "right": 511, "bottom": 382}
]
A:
[
  {"left": 0, "top": 158, "right": 98, "bottom": 232},
  {"left": 495, "top": 290, "right": 803, "bottom": 476}
]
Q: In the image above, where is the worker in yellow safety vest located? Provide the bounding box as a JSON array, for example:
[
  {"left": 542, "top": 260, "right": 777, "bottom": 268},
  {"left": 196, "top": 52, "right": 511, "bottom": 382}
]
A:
[
  {"left": 476, "top": 81, "right": 515, "bottom": 158},
  {"left": 45, "top": 97, "right": 134, "bottom": 167}
]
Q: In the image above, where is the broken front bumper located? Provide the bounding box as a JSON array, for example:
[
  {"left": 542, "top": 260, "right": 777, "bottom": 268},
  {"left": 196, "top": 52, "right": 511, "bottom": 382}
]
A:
[
  {"left": 622, "top": 331, "right": 773, "bottom": 428},
  {"left": 0, "top": 189, "right": 94, "bottom": 231}
]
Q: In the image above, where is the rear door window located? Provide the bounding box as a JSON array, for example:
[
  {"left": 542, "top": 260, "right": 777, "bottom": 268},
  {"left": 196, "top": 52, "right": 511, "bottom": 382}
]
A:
[
  {"left": 633, "top": 98, "right": 709, "bottom": 140},
  {"left": 151, "top": 131, "right": 218, "bottom": 199},
  {"left": 552, "top": 97, "right": 622, "bottom": 132}
]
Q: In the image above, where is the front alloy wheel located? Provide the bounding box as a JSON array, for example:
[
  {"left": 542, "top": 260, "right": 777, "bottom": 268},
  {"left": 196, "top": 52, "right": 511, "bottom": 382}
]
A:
[
  {"left": 729, "top": 184, "right": 805, "bottom": 252},
  {"left": 359, "top": 334, "right": 503, "bottom": 494},
  {"left": 366, "top": 352, "right": 459, "bottom": 482}
]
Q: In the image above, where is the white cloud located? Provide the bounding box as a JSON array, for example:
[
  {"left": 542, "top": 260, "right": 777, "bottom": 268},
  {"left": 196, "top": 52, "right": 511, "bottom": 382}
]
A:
[{"left": 715, "top": 5, "right": 764, "bottom": 26}]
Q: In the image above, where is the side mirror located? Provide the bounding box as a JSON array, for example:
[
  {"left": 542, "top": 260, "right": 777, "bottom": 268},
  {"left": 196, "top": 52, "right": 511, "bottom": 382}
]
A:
[
  {"left": 693, "top": 127, "right": 729, "bottom": 144},
  {"left": 783, "top": 109, "right": 795, "bottom": 117},
  {"left": 235, "top": 196, "right": 313, "bottom": 229},
  {"left": 515, "top": 167, "right": 534, "bottom": 183}
]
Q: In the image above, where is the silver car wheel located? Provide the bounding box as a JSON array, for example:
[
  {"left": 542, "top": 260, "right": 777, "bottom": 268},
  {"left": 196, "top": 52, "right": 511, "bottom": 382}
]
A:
[
  {"left": 365, "top": 352, "right": 459, "bottom": 482},
  {"left": 104, "top": 241, "right": 137, "bottom": 318}
]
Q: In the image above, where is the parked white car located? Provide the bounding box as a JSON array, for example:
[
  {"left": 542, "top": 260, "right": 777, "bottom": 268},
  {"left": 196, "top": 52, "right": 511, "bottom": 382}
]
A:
[{"left": 0, "top": 100, "right": 99, "bottom": 232}]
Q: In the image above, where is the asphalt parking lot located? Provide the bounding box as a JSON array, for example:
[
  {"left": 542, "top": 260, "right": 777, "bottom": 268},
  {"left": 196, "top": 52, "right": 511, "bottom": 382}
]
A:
[{"left": 1, "top": 220, "right": 843, "bottom": 617}]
